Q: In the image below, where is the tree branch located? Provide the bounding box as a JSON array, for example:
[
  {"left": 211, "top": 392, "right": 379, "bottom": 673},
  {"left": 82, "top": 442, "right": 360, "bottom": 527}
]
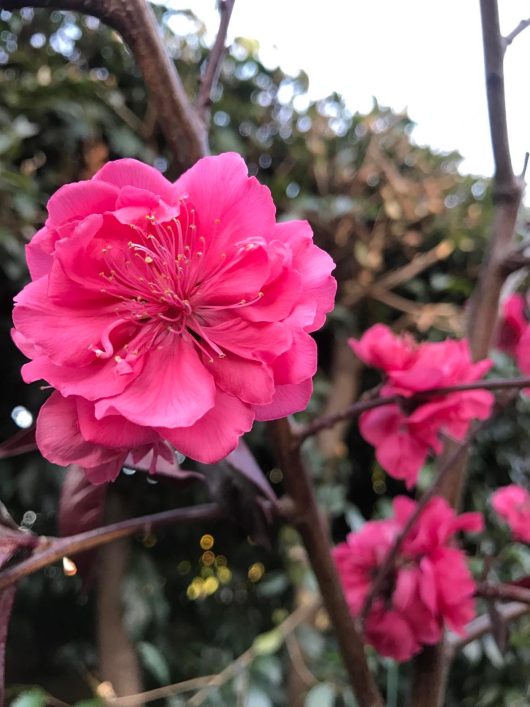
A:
[
  {"left": 504, "top": 17, "right": 530, "bottom": 49},
  {"left": 477, "top": 581, "right": 530, "bottom": 605},
  {"left": 0, "top": 503, "right": 224, "bottom": 591},
  {"left": 0, "top": 0, "right": 209, "bottom": 171},
  {"left": 270, "top": 418, "right": 384, "bottom": 707},
  {"left": 197, "top": 0, "right": 236, "bottom": 120},
  {"left": 297, "top": 376, "right": 530, "bottom": 442},
  {"left": 446, "top": 602, "right": 530, "bottom": 657}
]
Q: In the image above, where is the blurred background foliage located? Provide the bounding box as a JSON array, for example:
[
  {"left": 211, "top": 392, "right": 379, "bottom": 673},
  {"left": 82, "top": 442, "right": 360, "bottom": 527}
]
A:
[{"left": 0, "top": 5, "right": 530, "bottom": 706}]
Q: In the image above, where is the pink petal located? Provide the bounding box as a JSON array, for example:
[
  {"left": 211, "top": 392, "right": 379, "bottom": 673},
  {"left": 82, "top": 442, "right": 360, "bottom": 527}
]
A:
[
  {"left": 208, "top": 354, "right": 275, "bottom": 405},
  {"left": 95, "top": 337, "right": 216, "bottom": 427},
  {"left": 36, "top": 392, "right": 119, "bottom": 470},
  {"left": 93, "top": 158, "right": 176, "bottom": 203},
  {"left": 253, "top": 379, "right": 313, "bottom": 421},
  {"left": 159, "top": 391, "right": 254, "bottom": 463},
  {"left": 76, "top": 397, "right": 159, "bottom": 449},
  {"left": 46, "top": 179, "right": 119, "bottom": 229}
]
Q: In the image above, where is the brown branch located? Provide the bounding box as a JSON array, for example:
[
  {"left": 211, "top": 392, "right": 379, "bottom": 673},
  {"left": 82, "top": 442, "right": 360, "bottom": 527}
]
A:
[
  {"left": 0, "top": 503, "right": 224, "bottom": 591},
  {"left": 197, "top": 0, "right": 236, "bottom": 119},
  {"left": 270, "top": 418, "right": 384, "bottom": 707},
  {"left": 1, "top": 0, "right": 208, "bottom": 171},
  {"left": 97, "top": 493, "right": 142, "bottom": 698},
  {"left": 105, "top": 674, "right": 219, "bottom": 706},
  {"left": 298, "top": 375, "right": 530, "bottom": 442},
  {"left": 504, "top": 17, "right": 530, "bottom": 49},
  {"left": 477, "top": 581, "right": 530, "bottom": 605},
  {"left": 359, "top": 428, "right": 477, "bottom": 623},
  {"left": 446, "top": 602, "right": 530, "bottom": 657},
  {"left": 467, "top": 0, "right": 523, "bottom": 361}
]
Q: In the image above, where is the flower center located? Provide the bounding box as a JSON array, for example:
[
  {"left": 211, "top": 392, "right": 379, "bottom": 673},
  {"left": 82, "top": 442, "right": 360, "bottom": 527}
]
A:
[{"left": 91, "top": 204, "right": 264, "bottom": 368}]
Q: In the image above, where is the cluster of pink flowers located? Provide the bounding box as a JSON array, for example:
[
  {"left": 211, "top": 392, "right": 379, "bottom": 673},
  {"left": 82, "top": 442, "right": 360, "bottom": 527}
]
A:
[
  {"left": 333, "top": 496, "right": 483, "bottom": 661},
  {"left": 12, "top": 153, "right": 336, "bottom": 483},
  {"left": 491, "top": 484, "right": 530, "bottom": 543},
  {"left": 349, "top": 325, "right": 494, "bottom": 487}
]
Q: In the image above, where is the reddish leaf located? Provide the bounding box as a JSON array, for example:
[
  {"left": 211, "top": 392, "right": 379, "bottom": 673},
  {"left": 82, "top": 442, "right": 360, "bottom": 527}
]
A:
[
  {"left": 0, "top": 426, "right": 37, "bottom": 459},
  {"left": 58, "top": 465, "right": 107, "bottom": 585},
  {"left": 226, "top": 440, "right": 278, "bottom": 506}
]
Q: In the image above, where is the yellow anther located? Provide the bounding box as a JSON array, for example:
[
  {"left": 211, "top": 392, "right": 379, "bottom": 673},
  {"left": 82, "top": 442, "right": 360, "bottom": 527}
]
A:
[
  {"left": 144, "top": 256, "right": 154, "bottom": 264},
  {"left": 114, "top": 355, "right": 122, "bottom": 363}
]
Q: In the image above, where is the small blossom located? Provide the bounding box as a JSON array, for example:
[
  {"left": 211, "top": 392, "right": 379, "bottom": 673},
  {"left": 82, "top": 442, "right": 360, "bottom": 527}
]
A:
[
  {"left": 333, "top": 496, "right": 483, "bottom": 661},
  {"left": 12, "top": 153, "right": 336, "bottom": 482},
  {"left": 349, "top": 326, "right": 494, "bottom": 487},
  {"left": 491, "top": 484, "right": 530, "bottom": 543}
]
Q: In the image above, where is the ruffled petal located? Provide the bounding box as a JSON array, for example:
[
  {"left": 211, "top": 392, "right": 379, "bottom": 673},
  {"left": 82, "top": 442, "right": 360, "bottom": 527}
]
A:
[
  {"left": 253, "top": 379, "right": 313, "bottom": 421},
  {"left": 159, "top": 391, "right": 254, "bottom": 463},
  {"left": 95, "top": 337, "right": 216, "bottom": 427}
]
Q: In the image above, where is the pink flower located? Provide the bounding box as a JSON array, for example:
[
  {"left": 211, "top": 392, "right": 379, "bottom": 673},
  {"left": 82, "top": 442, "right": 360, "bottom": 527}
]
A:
[
  {"left": 13, "top": 153, "right": 336, "bottom": 482},
  {"left": 491, "top": 484, "right": 530, "bottom": 543},
  {"left": 496, "top": 294, "right": 526, "bottom": 355},
  {"left": 349, "top": 326, "right": 493, "bottom": 487},
  {"left": 348, "top": 324, "right": 418, "bottom": 375},
  {"left": 333, "top": 496, "right": 482, "bottom": 661}
]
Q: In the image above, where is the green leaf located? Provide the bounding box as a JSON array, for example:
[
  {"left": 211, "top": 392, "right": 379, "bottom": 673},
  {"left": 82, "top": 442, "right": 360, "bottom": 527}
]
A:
[
  {"left": 11, "top": 689, "right": 47, "bottom": 707},
  {"left": 137, "top": 641, "right": 170, "bottom": 684},
  {"left": 305, "top": 683, "right": 336, "bottom": 707},
  {"left": 252, "top": 627, "right": 283, "bottom": 656}
]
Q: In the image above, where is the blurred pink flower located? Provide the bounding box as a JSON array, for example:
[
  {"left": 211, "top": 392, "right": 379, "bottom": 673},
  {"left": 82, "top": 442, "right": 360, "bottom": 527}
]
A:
[
  {"left": 496, "top": 294, "right": 526, "bottom": 356},
  {"left": 349, "top": 326, "right": 494, "bottom": 487},
  {"left": 333, "top": 496, "right": 482, "bottom": 661},
  {"left": 13, "top": 153, "right": 336, "bottom": 482},
  {"left": 491, "top": 484, "right": 530, "bottom": 543}
]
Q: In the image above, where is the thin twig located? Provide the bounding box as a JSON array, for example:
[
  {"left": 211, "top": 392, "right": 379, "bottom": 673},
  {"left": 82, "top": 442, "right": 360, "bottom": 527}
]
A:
[
  {"left": 0, "top": 504, "right": 224, "bottom": 591},
  {"left": 504, "top": 17, "right": 530, "bottom": 49},
  {"left": 298, "top": 375, "right": 530, "bottom": 443},
  {"left": 446, "top": 602, "right": 530, "bottom": 657},
  {"left": 187, "top": 599, "right": 320, "bottom": 706},
  {"left": 477, "top": 581, "right": 530, "bottom": 605},
  {"left": 105, "top": 674, "right": 219, "bottom": 706},
  {"left": 197, "top": 0, "right": 236, "bottom": 118}
]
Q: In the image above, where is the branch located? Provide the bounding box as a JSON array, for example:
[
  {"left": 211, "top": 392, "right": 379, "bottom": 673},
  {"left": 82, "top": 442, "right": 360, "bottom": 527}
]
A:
[
  {"left": 187, "top": 599, "right": 319, "bottom": 707},
  {"left": 298, "top": 375, "right": 530, "bottom": 442},
  {"left": 0, "top": 503, "right": 224, "bottom": 591},
  {"left": 360, "top": 428, "right": 478, "bottom": 623},
  {"left": 504, "top": 17, "right": 530, "bottom": 49},
  {"left": 0, "top": 0, "right": 208, "bottom": 171},
  {"left": 477, "top": 581, "right": 530, "bottom": 605},
  {"left": 270, "top": 418, "right": 384, "bottom": 707},
  {"left": 197, "top": 0, "right": 236, "bottom": 119},
  {"left": 467, "top": 0, "right": 523, "bottom": 360},
  {"left": 446, "top": 602, "right": 530, "bottom": 656}
]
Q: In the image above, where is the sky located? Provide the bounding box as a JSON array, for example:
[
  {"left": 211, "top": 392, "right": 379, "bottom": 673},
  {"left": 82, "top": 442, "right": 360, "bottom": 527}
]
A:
[{"left": 158, "top": 1, "right": 530, "bottom": 179}]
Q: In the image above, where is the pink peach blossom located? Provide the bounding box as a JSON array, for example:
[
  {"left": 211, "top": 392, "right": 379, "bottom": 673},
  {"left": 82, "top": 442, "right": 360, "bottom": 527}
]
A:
[
  {"left": 333, "top": 496, "right": 482, "bottom": 661},
  {"left": 491, "top": 484, "right": 530, "bottom": 543},
  {"left": 13, "top": 154, "right": 336, "bottom": 481},
  {"left": 350, "top": 326, "right": 493, "bottom": 487},
  {"left": 496, "top": 294, "right": 526, "bottom": 355}
]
